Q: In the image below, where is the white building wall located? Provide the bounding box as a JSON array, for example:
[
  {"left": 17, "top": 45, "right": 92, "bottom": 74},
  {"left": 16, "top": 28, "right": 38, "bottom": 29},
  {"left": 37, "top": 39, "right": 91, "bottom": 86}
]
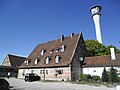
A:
[{"left": 83, "top": 67, "right": 120, "bottom": 77}]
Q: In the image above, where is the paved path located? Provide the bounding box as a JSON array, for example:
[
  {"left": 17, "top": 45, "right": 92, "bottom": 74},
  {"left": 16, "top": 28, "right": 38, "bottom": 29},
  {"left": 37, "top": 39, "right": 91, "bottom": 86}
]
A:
[{"left": 5, "top": 78, "right": 116, "bottom": 90}]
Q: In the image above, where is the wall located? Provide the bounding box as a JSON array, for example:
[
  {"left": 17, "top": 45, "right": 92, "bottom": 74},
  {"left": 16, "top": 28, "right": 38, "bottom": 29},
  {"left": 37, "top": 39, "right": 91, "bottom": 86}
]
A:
[
  {"left": 71, "top": 34, "right": 88, "bottom": 81},
  {"left": 83, "top": 67, "right": 120, "bottom": 77},
  {"left": 2, "top": 55, "right": 11, "bottom": 66},
  {"left": 18, "top": 67, "right": 71, "bottom": 81}
]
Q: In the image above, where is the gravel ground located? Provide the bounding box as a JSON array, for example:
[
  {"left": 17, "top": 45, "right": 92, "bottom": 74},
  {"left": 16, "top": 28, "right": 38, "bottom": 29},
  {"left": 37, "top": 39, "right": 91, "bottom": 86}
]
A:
[{"left": 5, "top": 78, "right": 116, "bottom": 90}]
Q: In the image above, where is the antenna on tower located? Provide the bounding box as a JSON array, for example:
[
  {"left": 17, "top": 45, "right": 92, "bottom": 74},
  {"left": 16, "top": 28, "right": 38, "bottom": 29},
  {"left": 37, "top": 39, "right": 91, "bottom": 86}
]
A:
[{"left": 90, "top": 5, "right": 102, "bottom": 43}]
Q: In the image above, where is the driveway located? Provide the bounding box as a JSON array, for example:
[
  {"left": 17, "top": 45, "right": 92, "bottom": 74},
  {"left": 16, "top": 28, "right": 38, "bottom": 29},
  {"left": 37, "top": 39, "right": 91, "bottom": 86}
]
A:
[{"left": 5, "top": 78, "right": 115, "bottom": 90}]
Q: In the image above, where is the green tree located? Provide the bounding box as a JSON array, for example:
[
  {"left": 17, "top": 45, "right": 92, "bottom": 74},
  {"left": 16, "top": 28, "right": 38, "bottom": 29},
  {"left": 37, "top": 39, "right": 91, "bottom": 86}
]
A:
[
  {"left": 85, "top": 40, "right": 107, "bottom": 56},
  {"left": 102, "top": 67, "right": 109, "bottom": 82},
  {"left": 106, "top": 45, "right": 120, "bottom": 55},
  {"left": 85, "top": 40, "right": 120, "bottom": 56},
  {"left": 108, "top": 67, "right": 118, "bottom": 83}
]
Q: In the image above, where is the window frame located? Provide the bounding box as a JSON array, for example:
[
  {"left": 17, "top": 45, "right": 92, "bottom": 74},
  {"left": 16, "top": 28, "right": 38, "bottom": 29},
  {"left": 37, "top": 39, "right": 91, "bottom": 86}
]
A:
[
  {"left": 34, "top": 58, "right": 40, "bottom": 65},
  {"left": 41, "top": 49, "right": 45, "bottom": 55},
  {"left": 45, "top": 57, "right": 49, "bottom": 64},
  {"left": 60, "top": 45, "right": 65, "bottom": 52},
  {"left": 55, "top": 55, "right": 60, "bottom": 63}
]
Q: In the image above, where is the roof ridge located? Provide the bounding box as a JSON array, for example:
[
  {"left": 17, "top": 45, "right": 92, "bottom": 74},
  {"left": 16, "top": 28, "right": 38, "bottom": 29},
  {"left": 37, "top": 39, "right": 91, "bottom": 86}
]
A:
[
  {"left": 37, "top": 33, "right": 79, "bottom": 46},
  {"left": 86, "top": 54, "right": 120, "bottom": 58},
  {"left": 8, "top": 54, "right": 26, "bottom": 59}
]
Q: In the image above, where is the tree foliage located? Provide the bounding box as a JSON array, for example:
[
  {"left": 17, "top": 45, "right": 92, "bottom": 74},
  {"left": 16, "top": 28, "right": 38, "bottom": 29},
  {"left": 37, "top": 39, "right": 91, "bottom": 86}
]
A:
[
  {"left": 85, "top": 39, "right": 120, "bottom": 56},
  {"left": 102, "top": 67, "right": 120, "bottom": 83},
  {"left": 106, "top": 45, "right": 120, "bottom": 55},
  {"left": 85, "top": 40, "right": 107, "bottom": 56},
  {"left": 102, "top": 68, "right": 109, "bottom": 82},
  {"left": 108, "top": 67, "right": 118, "bottom": 83}
]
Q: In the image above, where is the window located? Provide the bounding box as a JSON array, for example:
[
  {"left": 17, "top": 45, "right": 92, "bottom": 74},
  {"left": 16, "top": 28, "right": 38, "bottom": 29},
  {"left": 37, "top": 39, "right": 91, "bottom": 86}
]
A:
[
  {"left": 55, "top": 49, "right": 59, "bottom": 52},
  {"left": 24, "top": 60, "right": 31, "bottom": 65},
  {"left": 43, "top": 70, "right": 45, "bottom": 74},
  {"left": 54, "top": 69, "right": 63, "bottom": 75},
  {"left": 24, "top": 60, "right": 27, "bottom": 64},
  {"left": 45, "top": 57, "right": 49, "bottom": 64},
  {"left": 40, "top": 70, "right": 42, "bottom": 74},
  {"left": 55, "top": 55, "right": 60, "bottom": 63},
  {"left": 46, "top": 70, "right": 48, "bottom": 74},
  {"left": 22, "top": 70, "right": 25, "bottom": 76},
  {"left": 26, "top": 60, "right": 29, "bottom": 65},
  {"left": 31, "top": 70, "right": 34, "bottom": 73},
  {"left": 57, "top": 70, "right": 63, "bottom": 74},
  {"left": 50, "top": 51, "right": 53, "bottom": 53},
  {"left": 35, "top": 58, "right": 40, "bottom": 65},
  {"left": 41, "top": 49, "right": 45, "bottom": 55},
  {"left": 60, "top": 45, "right": 65, "bottom": 52},
  {"left": 35, "top": 59, "right": 37, "bottom": 64},
  {"left": 93, "top": 70, "right": 96, "bottom": 72},
  {"left": 50, "top": 49, "right": 54, "bottom": 54}
]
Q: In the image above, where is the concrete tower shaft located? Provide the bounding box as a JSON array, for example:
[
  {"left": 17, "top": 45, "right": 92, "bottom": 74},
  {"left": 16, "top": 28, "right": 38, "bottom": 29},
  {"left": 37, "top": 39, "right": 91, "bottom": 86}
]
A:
[{"left": 90, "top": 5, "right": 102, "bottom": 43}]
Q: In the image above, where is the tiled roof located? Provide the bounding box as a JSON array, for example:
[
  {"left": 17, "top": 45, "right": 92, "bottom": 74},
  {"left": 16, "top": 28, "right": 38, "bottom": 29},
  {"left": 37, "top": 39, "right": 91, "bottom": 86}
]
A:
[
  {"left": 8, "top": 54, "right": 26, "bottom": 67},
  {"left": 19, "top": 33, "right": 82, "bottom": 68},
  {"left": 84, "top": 54, "right": 120, "bottom": 67}
]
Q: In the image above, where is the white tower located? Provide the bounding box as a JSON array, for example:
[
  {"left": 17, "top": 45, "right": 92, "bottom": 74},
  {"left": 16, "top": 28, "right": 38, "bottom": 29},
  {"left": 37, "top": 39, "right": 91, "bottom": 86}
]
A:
[{"left": 90, "top": 5, "right": 102, "bottom": 43}]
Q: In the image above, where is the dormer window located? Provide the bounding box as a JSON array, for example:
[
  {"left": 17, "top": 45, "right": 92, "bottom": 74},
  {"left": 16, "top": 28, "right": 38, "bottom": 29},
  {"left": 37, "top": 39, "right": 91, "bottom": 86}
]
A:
[
  {"left": 55, "top": 55, "right": 60, "bottom": 63},
  {"left": 24, "top": 60, "right": 27, "bottom": 64},
  {"left": 45, "top": 57, "right": 49, "bottom": 64},
  {"left": 50, "top": 49, "right": 54, "bottom": 54},
  {"left": 24, "top": 60, "right": 31, "bottom": 65},
  {"left": 50, "top": 51, "right": 53, "bottom": 54},
  {"left": 60, "top": 45, "right": 65, "bottom": 52},
  {"left": 55, "top": 48, "right": 59, "bottom": 52},
  {"left": 35, "top": 58, "right": 40, "bottom": 65},
  {"left": 41, "top": 49, "right": 45, "bottom": 55}
]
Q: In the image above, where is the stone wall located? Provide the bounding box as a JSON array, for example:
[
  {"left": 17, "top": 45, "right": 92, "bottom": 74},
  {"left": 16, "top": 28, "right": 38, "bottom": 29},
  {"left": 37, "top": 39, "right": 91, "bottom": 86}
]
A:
[
  {"left": 71, "top": 34, "right": 87, "bottom": 81},
  {"left": 18, "top": 67, "right": 71, "bottom": 81}
]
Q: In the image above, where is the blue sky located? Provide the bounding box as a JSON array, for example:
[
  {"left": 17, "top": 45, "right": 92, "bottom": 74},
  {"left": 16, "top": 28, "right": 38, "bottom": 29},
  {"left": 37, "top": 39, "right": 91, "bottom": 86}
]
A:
[{"left": 0, "top": 0, "right": 120, "bottom": 64}]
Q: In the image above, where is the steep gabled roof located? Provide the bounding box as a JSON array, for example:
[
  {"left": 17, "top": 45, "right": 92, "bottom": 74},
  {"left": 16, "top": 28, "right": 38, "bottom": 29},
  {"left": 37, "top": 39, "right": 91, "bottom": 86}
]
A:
[
  {"left": 84, "top": 54, "right": 120, "bottom": 67},
  {"left": 2, "top": 54, "right": 26, "bottom": 67},
  {"left": 19, "top": 33, "right": 82, "bottom": 68}
]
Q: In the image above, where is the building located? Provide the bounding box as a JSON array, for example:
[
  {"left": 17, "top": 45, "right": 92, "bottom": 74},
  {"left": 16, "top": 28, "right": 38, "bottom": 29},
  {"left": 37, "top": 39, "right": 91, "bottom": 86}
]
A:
[
  {"left": 83, "top": 54, "right": 120, "bottom": 77},
  {"left": 0, "top": 54, "right": 26, "bottom": 77},
  {"left": 18, "top": 33, "right": 88, "bottom": 81}
]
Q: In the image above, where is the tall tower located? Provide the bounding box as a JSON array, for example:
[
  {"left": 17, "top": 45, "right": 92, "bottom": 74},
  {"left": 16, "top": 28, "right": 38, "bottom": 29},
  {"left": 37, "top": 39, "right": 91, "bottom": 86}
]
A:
[{"left": 90, "top": 5, "right": 102, "bottom": 43}]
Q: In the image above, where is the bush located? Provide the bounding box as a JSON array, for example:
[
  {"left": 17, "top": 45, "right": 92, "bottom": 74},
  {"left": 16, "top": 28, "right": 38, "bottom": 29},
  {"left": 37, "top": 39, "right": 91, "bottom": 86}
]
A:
[
  {"left": 108, "top": 67, "right": 118, "bottom": 83},
  {"left": 102, "top": 68, "right": 109, "bottom": 82},
  {"left": 80, "top": 74, "right": 85, "bottom": 80},
  {"left": 80, "top": 74, "right": 91, "bottom": 81},
  {"left": 102, "top": 67, "right": 120, "bottom": 83},
  {"left": 92, "top": 76, "right": 100, "bottom": 81},
  {"left": 80, "top": 74, "right": 100, "bottom": 82},
  {"left": 86, "top": 74, "right": 92, "bottom": 80}
]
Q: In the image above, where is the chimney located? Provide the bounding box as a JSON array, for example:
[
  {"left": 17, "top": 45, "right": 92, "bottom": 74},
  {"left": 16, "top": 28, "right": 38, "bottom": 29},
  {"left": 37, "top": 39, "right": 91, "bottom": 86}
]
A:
[
  {"left": 110, "top": 48, "right": 116, "bottom": 60},
  {"left": 61, "top": 35, "right": 64, "bottom": 42},
  {"left": 71, "top": 33, "right": 74, "bottom": 38}
]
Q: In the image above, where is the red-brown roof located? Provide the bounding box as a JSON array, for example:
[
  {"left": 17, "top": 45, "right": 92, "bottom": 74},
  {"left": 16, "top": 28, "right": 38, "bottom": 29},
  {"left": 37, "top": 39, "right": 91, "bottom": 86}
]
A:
[
  {"left": 19, "top": 33, "right": 82, "bottom": 68},
  {"left": 3, "top": 54, "right": 26, "bottom": 67},
  {"left": 84, "top": 54, "right": 120, "bottom": 67}
]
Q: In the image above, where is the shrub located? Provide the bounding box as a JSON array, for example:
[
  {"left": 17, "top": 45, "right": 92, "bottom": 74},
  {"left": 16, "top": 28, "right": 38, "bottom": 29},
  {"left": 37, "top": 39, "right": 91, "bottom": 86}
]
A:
[
  {"left": 80, "top": 74, "right": 91, "bottom": 81},
  {"left": 80, "top": 73, "right": 85, "bottom": 80},
  {"left": 80, "top": 74, "right": 100, "bottom": 82},
  {"left": 108, "top": 67, "right": 118, "bottom": 83},
  {"left": 86, "top": 74, "right": 92, "bottom": 80},
  {"left": 102, "top": 67, "right": 109, "bottom": 82},
  {"left": 92, "top": 75, "right": 100, "bottom": 81}
]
